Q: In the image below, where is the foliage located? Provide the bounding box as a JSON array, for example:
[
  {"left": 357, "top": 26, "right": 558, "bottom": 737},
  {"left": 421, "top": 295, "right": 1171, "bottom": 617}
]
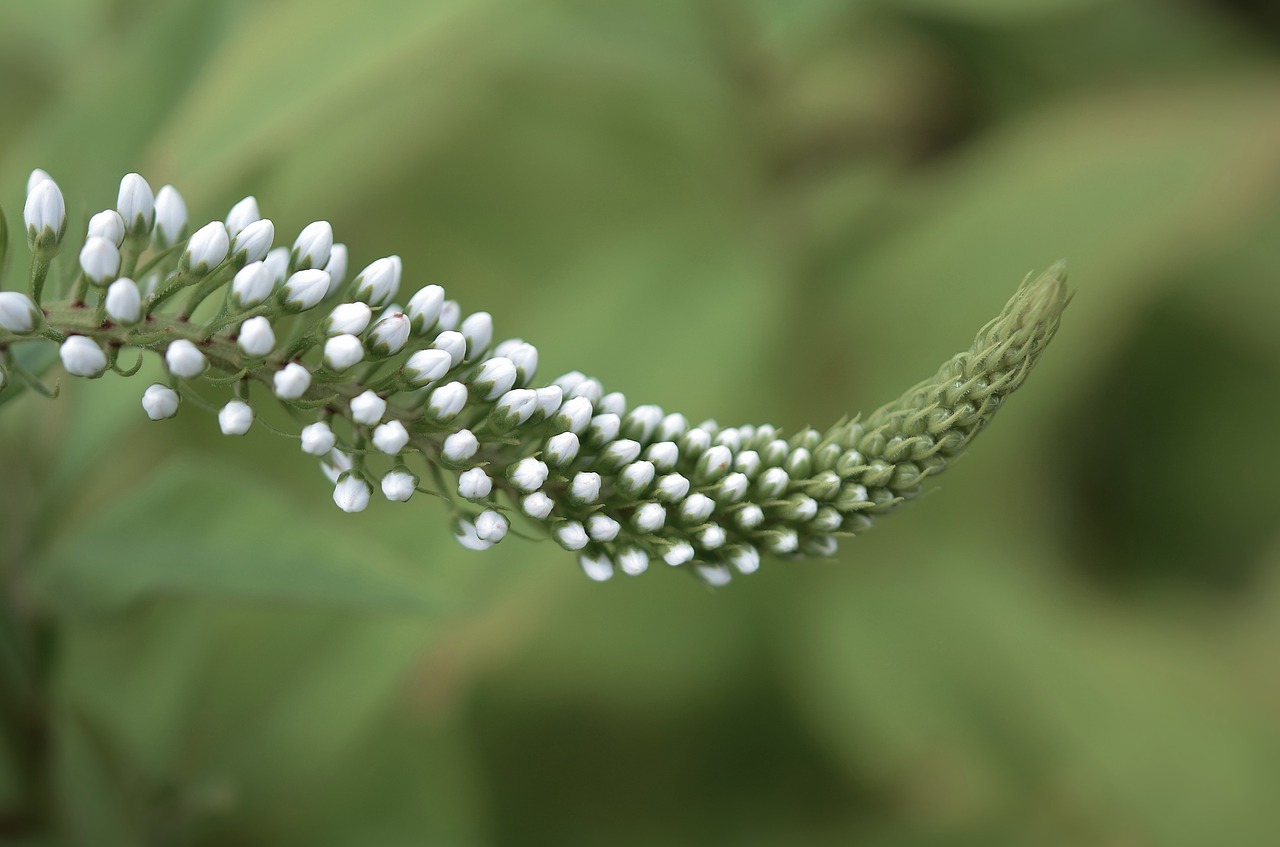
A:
[{"left": 2, "top": 0, "right": 1279, "bottom": 844}]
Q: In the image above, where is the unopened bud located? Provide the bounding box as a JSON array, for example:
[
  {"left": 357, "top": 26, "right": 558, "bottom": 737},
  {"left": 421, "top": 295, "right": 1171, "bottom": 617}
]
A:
[
  {"left": 79, "top": 237, "right": 120, "bottom": 286},
  {"left": 152, "top": 185, "right": 189, "bottom": 248},
  {"left": 352, "top": 256, "right": 401, "bottom": 307},
  {"left": 272, "top": 365, "right": 312, "bottom": 401},
  {"left": 291, "top": 221, "right": 333, "bottom": 271},
  {"left": 181, "top": 222, "right": 230, "bottom": 274}
]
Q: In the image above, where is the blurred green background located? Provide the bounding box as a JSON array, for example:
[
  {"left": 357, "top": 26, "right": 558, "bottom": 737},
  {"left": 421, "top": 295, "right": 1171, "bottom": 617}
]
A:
[{"left": 3, "top": 0, "right": 1280, "bottom": 844}]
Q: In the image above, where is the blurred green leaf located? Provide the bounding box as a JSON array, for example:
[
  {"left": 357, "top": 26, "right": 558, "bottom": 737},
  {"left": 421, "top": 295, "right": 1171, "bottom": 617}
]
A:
[{"left": 28, "top": 458, "right": 445, "bottom": 614}]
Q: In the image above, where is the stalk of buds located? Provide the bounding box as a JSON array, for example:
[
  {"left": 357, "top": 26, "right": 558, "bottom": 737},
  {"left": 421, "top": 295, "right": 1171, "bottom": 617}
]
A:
[{"left": 0, "top": 169, "right": 1070, "bottom": 586}]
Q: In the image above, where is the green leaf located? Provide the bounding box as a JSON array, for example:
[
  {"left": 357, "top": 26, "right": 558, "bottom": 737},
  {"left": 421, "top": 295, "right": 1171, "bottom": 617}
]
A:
[{"left": 29, "top": 458, "right": 445, "bottom": 614}]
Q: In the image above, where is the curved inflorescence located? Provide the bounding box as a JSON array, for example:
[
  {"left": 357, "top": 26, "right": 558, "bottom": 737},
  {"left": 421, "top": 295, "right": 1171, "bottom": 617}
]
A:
[{"left": 0, "top": 171, "right": 1070, "bottom": 585}]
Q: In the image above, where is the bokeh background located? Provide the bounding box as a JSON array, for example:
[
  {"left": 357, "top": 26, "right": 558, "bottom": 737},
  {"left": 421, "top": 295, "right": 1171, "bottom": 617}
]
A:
[{"left": 2, "top": 0, "right": 1280, "bottom": 844}]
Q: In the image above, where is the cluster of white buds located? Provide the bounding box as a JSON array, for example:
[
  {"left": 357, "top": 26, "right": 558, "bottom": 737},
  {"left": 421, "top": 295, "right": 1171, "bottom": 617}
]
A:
[{"left": 0, "top": 170, "right": 1069, "bottom": 586}]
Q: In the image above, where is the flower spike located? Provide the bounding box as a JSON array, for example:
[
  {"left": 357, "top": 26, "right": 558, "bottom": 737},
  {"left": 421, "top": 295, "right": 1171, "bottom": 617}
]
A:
[{"left": 0, "top": 169, "right": 1069, "bottom": 585}]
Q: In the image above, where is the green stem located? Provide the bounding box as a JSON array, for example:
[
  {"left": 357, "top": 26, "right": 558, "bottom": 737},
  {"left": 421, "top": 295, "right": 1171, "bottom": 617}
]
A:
[{"left": 29, "top": 254, "right": 52, "bottom": 307}]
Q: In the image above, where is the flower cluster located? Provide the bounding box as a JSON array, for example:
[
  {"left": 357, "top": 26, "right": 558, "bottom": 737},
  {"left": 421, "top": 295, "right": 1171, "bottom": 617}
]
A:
[{"left": 0, "top": 170, "right": 1069, "bottom": 585}]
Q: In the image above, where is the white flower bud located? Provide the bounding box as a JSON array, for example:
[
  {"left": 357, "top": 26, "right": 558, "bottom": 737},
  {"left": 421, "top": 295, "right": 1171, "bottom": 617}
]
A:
[
  {"left": 182, "top": 222, "right": 230, "bottom": 274},
  {"left": 475, "top": 510, "right": 509, "bottom": 544},
  {"left": 470, "top": 356, "right": 517, "bottom": 401},
  {"left": 585, "top": 413, "right": 620, "bottom": 447},
  {"left": 534, "top": 386, "right": 563, "bottom": 419},
  {"left": 24, "top": 178, "right": 65, "bottom": 249},
  {"left": 334, "top": 475, "right": 372, "bottom": 513},
  {"left": 598, "top": 438, "right": 641, "bottom": 471},
  {"left": 509, "top": 457, "right": 549, "bottom": 492},
  {"left": 232, "top": 219, "right": 275, "bottom": 264},
  {"left": 599, "top": 392, "right": 627, "bottom": 417},
  {"left": 813, "top": 506, "right": 843, "bottom": 533},
  {"left": 717, "top": 472, "right": 750, "bottom": 504},
  {"left": 323, "top": 244, "right": 348, "bottom": 294},
  {"left": 733, "top": 450, "right": 762, "bottom": 478},
  {"left": 237, "top": 316, "right": 275, "bottom": 357},
  {"left": 679, "top": 493, "right": 716, "bottom": 524},
  {"left": 0, "top": 292, "right": 40, "bottom": 334},
  {"left": 272, "top": 363, "right": 312, "bottom": 404},
  {"left": 372, "top": 420, "right": 410, "bottom": 455},
  {"left": 458, "top": 468, "right": 491, "bottom": 501},
  {"left": 103, "top": 278, "right": 142, "bottom": 325},
  {"left": 281, "top": 269, "right": 331, "bottom": 311},
  {"left": 459, "top": 312, "right": 493, "bottom": 359},
  {"left": 663, "top": 541, "right": 695, "bottom": 567},
  {"left": 804, "top": 536, "right": 840, "bottom": 558},
  {"left": 681, "top": 428, "right": 712, "bottom": 457},
  {"left": 165, "top": 339, "right": 206, "bottom": 378},
  {"left": 426, "top": 381, "right": 468, "bottom": 421},
  {"left": 79, "top": 236, "right": 120, "bottom": 286},
  {"left": 761, "top": 439, "right": 789, "bottom": 466},
  {"left": 554, "top": 521, "right": 589, "bottom": 551},
  {"left": 27, "top": 169, "right": 52, "bottom": 194},
  {"left": 325, "top": 302, "right": 371, "bottom": 336},
  {"left": 403, "top": 348, "right": 452, "bottom": 385},
  {"left": 579, "top": 553, "right": 614, "bottom": 582},
  {"left": 291, "top": 221, "right": 333, "bottom": 271},
  {"left": 655, "top": 473, "right": 690, "bottom": 502},
  {"left": 263, "top": 246, "right": 289, "bottom": 286},
  {"left": 697, "top": 525, "right": 727, "bottom": 550},
  {"left": 569, "top": 472, "right": 601, "bottom": 504},
  {"left": 785, "top": 447, "right": 813, "bottom": 478},
  {"left": 713, "top": 428, "right": 742, "bottom": 452},
  {"left": 757, "top": 467, "right": 790, "bottom": 499},
  {"left": 490, "top": 388, "right": 538, "bottom": 431},
  {"left": 729, "top": 545, "right": 761, "bottom": 575},
  {"left": 544, "top": 431, "right": 580, "bottom": 467},
  {"left": 586, "top": 514, "right": 620, "bottom": 543},
  {"left": 300, "top": 421, "right": 336, "bottom": 455},
  {"left": 350, "top": 390, "right": 387, "bottom": 426},
  {"left": 694, "top": 445, "right": 733, "bottom": 484},
  {"left": 784, "top": 494, "right": 819, "bottom": 522},
  {"left": 88, "top": 210, "right": 125, "bottom": 246},
  {"left": 218, "top": 400, "right": 254, "bottom": 435},
  {"left": 657, "top": 412, "right": 689, "bottom": 442},
  {"left": 116, "top": 173, "right": 154, "bottom": 236},
  {"left": 644, "top": 441, "right": 680, "bottom": 472},
  {"left": 352, "top": 255, "right": 401, "bottom": 307},
  {"left": 522, "top": 492, "right": 554, "bottom": 520},
  {"left": 567, "top": 377, "right": 602, "bottom": 405},
  {"left": 432, "top": 330, "right": 467, "bottom": 367},
  {"left": 141, "top": 384, "right": 180, "bottom": 420},
  {"left": 735, "top": 504, "right": 765, "bottom": 529},
  {"left": 406, "top": 284, "right": 444, "bottom": 333},
  {"left": 553, "top": 396, "right": 593, "bottom": 434},
  {"left": 367, "top": 312, "right": 411, "bottom": 356},
  {"left": 632, "top": 502, "right": 666, "bottom": 534},
  {"left": 695, "top": 564, "right": 733, "bottom": 587},
  {"left": 618, "top": 461, "right": 656, "bottom": 497},
  {"left": 324, "top": 334, "right": 364, "bottom": 371},
  {"left": 622, "top": 404, "right": 663, "bottom": 442},
  {"left": 618, "top": 547, "right": 649, "bottom": 576},
  {"left": 437, "top": 300, "right": 460, "bottom": 330},
  {"left": 224, "top": 196, "right": 260, "bottom": 237},
  {"left": 504, "top": 342, "right": 538, "bottom": 385},
  {"left": 382, "top": 469, "right": 417, "bottom": 502},
  {"left": 766, "top": 528, "right": 799, "bottom": 555},
  {"left": 442, "top": 429, "right": 480, "bottom": 465},
  {"left": 153, "top": 185, "right": 189, "bottom": 248},
  {"left": 231, "top": 262, "right": 274, "bottom": 308}
]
